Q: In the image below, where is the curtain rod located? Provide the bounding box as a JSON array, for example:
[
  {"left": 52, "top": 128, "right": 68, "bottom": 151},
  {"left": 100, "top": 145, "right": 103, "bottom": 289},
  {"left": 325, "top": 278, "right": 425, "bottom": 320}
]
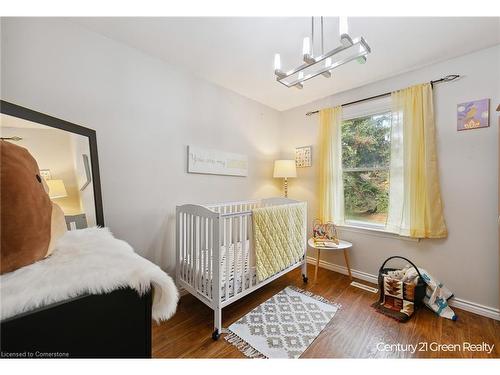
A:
[{"left": 305, "top": 74, "right": 460, "bottom": 116}]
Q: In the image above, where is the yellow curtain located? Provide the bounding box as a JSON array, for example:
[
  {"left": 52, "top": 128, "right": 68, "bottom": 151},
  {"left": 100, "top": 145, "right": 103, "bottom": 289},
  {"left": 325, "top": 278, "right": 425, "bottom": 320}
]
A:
[
  {"left": 391, "top": 83, "right": 447, "bottom": 238},
  {"left": 318, "top": 107, "right": 344, "bottom": 224}
]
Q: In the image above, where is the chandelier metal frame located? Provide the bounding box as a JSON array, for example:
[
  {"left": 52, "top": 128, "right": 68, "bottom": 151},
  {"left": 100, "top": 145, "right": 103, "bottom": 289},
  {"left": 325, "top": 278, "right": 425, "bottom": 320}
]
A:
[{"left": 274, "top": 17, "right": 372, "bottom": 89}]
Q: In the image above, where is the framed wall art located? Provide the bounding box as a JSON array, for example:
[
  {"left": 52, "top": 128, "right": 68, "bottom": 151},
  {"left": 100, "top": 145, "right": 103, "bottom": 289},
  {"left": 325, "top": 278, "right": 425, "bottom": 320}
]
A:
[
  {"left": 457, "top": 98, "right": 489, "bottom": 131},
  {"left": 295, "top": 146, "right": 312, "bottom": 168},
  {"left": 187, "top": 145, "right": 248, "bottom": 177}
]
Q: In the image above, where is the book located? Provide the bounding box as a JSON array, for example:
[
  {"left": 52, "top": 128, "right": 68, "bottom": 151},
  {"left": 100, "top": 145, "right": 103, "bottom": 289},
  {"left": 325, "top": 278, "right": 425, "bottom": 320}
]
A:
[{"left": 314, "top": 241, "right": 339, "bottom": 248}]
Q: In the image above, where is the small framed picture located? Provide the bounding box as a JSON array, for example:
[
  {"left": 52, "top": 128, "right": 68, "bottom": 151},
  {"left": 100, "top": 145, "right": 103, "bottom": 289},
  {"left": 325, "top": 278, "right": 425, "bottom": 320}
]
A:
[
  {"left": 295, "top": 146, "right": 312, "bottom": 168},
  {"left": 457, "top": 98, "right": 489, "bottom": 131}
]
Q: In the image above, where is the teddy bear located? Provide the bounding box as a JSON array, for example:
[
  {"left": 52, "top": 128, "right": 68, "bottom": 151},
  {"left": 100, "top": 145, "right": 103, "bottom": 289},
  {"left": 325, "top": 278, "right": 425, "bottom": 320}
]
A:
[{"left": 1, "top": 140, "right": 67, "bottom": 274}]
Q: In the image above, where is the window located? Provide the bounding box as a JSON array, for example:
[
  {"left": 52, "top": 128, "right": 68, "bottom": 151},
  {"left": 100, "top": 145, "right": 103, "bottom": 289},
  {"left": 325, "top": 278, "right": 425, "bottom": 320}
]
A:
[{"left": 341, "top": 111, "right": 391, "bottom": 228}]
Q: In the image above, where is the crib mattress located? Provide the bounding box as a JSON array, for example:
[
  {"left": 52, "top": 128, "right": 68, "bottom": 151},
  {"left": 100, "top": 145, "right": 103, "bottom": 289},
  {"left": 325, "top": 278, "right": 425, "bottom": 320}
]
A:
[{"left": 182, "top": 240, "right": 257, "bottom": 301}]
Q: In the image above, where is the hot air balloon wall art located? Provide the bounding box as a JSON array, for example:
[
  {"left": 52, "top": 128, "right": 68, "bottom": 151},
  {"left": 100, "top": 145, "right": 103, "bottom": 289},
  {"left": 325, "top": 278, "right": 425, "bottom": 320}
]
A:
[{"left": 457, "top": 98, "right": 490, "bottom": 131}]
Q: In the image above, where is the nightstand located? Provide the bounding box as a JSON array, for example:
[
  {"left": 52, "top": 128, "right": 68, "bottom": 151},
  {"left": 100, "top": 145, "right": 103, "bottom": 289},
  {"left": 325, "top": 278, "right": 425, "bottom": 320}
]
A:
[{"left": 308, "top": 238, "right": 353, "bottom": 282}]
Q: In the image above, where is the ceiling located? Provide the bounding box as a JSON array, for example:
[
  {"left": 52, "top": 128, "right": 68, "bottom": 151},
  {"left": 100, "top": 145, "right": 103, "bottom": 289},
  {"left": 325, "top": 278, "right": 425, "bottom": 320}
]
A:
[
  {"left": 73, "top": 17, "right": 500, "bottom": 111},
  {"left": 1, "top": 114, "right": 52, "bottom": 130}
]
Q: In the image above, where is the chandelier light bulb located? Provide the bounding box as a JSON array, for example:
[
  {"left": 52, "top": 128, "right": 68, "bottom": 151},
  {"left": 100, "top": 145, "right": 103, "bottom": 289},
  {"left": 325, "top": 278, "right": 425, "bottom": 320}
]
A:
[
  {"left": 274, "top": 53, "right": 281, "bottom": 71},
  {"left": 302, "top": 37, "right": 311, "bottom": 56},
  {"left": 339, "top": 17, "right": 349, "bottom": 36}
]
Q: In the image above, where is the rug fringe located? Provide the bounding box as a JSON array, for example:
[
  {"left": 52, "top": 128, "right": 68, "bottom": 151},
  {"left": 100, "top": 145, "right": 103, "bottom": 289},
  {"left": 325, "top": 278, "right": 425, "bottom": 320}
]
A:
[
  {"left": 288, "top": 285, "right": 342, "bottom": 309},
  {"left": 224, "top": 332, "right": 267, "bottom": 359}
]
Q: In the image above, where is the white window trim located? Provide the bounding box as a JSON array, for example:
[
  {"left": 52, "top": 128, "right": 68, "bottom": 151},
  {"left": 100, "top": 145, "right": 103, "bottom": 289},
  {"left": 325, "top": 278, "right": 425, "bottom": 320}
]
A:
[
  {"left": 342, "top": 95, "right": 392, "bottom": 121},
  {"left": 337, "top": 221, "right": 419, "bottom": 242}
]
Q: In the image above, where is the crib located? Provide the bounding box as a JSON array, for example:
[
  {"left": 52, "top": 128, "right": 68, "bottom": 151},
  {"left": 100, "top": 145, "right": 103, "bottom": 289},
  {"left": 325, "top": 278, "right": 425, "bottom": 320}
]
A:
[{"left": 176, "top": 197, "right": 308, "bottom": 340}]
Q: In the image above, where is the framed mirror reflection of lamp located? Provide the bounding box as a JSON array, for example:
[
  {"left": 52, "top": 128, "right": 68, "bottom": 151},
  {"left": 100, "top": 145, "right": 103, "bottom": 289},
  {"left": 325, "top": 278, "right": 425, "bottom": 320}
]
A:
[{"left": 0, "top": 100, "right": 104, "bottom": 228}]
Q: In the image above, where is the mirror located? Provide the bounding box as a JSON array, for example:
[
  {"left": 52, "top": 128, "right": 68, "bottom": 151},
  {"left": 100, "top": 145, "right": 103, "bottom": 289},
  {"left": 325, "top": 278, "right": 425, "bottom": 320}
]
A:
[{"left": 0, "top": 101, "right": 104, "bottom": 229}]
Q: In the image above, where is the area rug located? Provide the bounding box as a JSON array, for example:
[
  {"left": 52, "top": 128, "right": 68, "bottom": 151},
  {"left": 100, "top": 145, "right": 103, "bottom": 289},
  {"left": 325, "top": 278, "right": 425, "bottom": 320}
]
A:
[{"left": 225, "top": 286, "right": 341, "bottom": 358}]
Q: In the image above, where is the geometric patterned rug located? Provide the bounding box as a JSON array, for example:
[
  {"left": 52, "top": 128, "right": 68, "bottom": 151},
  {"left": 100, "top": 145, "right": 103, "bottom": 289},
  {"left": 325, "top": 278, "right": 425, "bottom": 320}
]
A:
[{"left": 225, "top": 286, "right": 341, "bottom": 358}]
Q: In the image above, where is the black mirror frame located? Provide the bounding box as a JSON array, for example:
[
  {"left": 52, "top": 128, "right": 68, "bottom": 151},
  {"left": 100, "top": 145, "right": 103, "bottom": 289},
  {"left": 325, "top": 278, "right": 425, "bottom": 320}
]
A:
[{"left": 1, "top": 100, "right": 105, "bottom": 227}]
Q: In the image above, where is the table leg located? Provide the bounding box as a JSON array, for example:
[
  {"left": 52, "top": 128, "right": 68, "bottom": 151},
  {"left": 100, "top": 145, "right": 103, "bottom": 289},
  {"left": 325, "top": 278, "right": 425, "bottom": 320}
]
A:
[
  {"left": 315, "top": 249, "right": 321, "bottom": 282},
  {"left": 343, "top": 249, "right": 352, "bottom": 280}
]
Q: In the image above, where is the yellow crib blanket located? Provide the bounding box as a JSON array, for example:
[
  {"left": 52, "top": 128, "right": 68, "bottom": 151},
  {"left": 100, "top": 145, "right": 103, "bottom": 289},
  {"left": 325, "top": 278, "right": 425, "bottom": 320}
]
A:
[{"left": 253, "top": 202, "right": 306, "bottom": 282}]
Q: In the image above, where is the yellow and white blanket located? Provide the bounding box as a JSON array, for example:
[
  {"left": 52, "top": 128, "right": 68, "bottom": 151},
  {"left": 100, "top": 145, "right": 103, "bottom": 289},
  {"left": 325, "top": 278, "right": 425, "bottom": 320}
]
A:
[{"left": 253, "top": 202, "right": 306, "bottom": 281}]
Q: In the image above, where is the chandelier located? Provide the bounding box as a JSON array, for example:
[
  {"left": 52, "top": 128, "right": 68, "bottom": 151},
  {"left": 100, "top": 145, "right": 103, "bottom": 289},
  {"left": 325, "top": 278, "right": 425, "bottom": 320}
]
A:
[{"left": 273, "top": 17, "right": 372, "bottom": 89}]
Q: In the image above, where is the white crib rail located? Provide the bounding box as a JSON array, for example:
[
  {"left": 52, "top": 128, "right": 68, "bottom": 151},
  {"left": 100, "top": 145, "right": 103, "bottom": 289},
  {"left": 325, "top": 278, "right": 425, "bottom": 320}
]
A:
[{"left": 206, "top": 200, "right": 260, "bottom": 215}]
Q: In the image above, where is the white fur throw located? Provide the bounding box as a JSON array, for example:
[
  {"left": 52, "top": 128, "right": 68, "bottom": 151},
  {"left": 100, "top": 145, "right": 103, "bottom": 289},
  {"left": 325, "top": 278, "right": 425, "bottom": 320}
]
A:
[{"left": 0, "top": 227, "right": 179, "bottom": 322}]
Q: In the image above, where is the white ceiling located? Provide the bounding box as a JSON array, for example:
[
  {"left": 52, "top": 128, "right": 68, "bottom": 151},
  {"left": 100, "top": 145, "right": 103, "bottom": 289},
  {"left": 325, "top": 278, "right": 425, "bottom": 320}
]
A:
[
  {"left": 1, "top": 114, "right": 52, "bottom": 130},
  {"left": 73, "top": 17, "right": 500, "bottom": 111}
]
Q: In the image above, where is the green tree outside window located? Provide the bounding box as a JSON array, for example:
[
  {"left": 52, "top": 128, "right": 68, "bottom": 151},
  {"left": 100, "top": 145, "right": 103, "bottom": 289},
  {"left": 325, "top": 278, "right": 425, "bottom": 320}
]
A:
[{"left": 341, "top": 112, "right": 391, "bottom": 225}]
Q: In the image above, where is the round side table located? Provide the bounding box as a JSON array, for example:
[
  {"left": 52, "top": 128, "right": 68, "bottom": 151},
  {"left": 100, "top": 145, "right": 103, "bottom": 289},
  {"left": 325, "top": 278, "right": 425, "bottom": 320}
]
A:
[{"left": 308, "top": 238, "right": 353, "bottom": 282}]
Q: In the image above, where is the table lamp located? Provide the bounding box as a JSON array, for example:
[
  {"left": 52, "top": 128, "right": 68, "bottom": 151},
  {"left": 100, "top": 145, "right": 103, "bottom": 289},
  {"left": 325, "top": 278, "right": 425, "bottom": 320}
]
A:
[
  {"left": 46, "top": 179, "right": 68, "bottom": 199},
  {"left": 273, "top": 160, "right": 297, "bottom": 198}
]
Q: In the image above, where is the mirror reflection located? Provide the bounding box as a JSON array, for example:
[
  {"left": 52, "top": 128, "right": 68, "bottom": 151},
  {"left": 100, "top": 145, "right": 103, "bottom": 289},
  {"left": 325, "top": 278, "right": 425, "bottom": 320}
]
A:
[{"left": 1, "top": 113, "right": 96, "bottom": 229}]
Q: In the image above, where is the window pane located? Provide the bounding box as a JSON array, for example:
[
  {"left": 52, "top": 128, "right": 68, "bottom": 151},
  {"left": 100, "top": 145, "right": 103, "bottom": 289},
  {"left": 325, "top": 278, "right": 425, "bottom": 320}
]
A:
[
  {"left": 342, "top": 112, "right": 391, "bottom": 170},
  {"left": 341, "top": 111, "right": 391, "bottom": 227},
  {"left": 343, "top": 170, "right": 389, "bottom": 226}
]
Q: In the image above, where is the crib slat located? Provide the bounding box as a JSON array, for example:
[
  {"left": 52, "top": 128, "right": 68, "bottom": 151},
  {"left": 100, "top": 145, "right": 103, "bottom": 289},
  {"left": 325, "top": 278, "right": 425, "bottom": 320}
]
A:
[
  {"left": 241, "top": 215, "right": 246, "bottom": 293},
  {"left": 183, "top": 213, "right": 187, "bottom": 281},
  {"left": 208, "top": 218, "right": 213, "bottom": 300},
  {"left": 214, "top": 217, "right": 220, "bottom": 304},
  {"left": 206, "top": 217, "right": 211, "bottom": 299},
  {"left": 185, "top": 213, "right": 189, "bottom": 282},
  {"left": 187, "top": 214, "right": 190, "bottom": 284},
  {"left": 190, "top": 214, "right": 195, "bottom": 286},
  {"left": 202, "top": 217, "right": 207, "bottom": 298},
  {"left": 179, "top": 212, "right": 183, "bottom": 281},
  {"left": 194, "top": 216, "right": 199, "bottom": 292},
  {"left": 198, "top": 216, "right": 202, "bottom": 294},
  {"left": 198, "top": 217, "right": 202, "bottom": 295},
  {"left": 186, "top": 214, "right": 190, "bottom": 284},
  {"left": 248, "top": 215, "right": 253, "bottom": 288},
  {"left": 232, "top": 216, "right": 237, "bottom": 297},
  {"left": 200, "top": 217, "right": 204, "bottom": 297},
  {"left": 198, "top": 216, "right": 201, "bottom": 291},
  {"left": 225, "top": 217, "right": 230, "bottom": 302},
  {"left": 175, "top": 209, "right": 180, "bottom": 284},
  {"left": 184, "top": 214, "right": 190, "bottom": 283},
  {"left": 179, "top": 213, "right": 183, "bottom": 281}
]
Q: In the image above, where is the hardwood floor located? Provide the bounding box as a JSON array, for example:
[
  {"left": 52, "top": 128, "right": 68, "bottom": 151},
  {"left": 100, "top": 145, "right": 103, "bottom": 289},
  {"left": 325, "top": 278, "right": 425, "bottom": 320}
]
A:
[{"left": 152, "top": 265, "right": 500, "bottom": 358}]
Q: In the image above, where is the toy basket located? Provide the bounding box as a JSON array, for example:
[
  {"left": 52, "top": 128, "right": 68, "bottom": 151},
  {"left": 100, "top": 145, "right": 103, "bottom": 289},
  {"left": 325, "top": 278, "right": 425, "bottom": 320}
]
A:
[{"left": 372, "top": 256, "right": 427, "bottom": 322}]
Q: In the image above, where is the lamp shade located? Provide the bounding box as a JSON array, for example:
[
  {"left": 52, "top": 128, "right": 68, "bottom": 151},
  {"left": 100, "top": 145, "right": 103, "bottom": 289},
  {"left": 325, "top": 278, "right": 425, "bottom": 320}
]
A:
[
  {"left": 46, "top": 179, "right": 68, "bottom": 199},
  {"left": 273, "top": 160, "right": 297, "bottom": 178}
]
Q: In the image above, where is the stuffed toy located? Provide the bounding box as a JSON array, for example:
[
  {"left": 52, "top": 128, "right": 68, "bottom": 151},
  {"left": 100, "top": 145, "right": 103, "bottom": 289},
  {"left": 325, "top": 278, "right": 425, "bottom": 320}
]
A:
[{"left": 1, "top": 140, "right": 67, "bottom": 275}]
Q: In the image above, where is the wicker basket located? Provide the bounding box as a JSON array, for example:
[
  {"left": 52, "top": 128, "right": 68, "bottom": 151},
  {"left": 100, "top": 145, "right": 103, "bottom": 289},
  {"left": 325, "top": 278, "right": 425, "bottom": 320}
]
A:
[{"left": 372, "top": 256, "right": 427, "bottom": 322}]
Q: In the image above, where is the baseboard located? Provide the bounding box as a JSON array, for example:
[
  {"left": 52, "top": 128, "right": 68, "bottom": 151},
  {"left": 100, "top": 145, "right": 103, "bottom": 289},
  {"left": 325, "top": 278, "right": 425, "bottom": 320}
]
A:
[
  {"left": 307, "top": 256, "right": 378, "bottom": 284},
  {"left": 306, "top": 256, "right": 500, "bottom": 321},
  {"left": 177, "top": 286, "right": 189, "bottom": 297},
  {"left": 448, "top": 298, "right": 500, "bottom": 321}
]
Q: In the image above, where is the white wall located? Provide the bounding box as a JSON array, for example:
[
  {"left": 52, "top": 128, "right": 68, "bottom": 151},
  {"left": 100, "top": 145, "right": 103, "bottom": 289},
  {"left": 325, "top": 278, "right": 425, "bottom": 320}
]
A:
[
  {"left": 280, "top": 45, "right": 500, "bottom": 310},
  {"left": 1, "top": 18, "right": 282, "bottom": 274}
]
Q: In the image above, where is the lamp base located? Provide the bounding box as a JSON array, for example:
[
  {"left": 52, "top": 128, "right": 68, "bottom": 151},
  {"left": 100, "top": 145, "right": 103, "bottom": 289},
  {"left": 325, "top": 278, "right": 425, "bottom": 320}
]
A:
[{"left": 283, "top": 178, "right": 288, "bottom": 198}]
